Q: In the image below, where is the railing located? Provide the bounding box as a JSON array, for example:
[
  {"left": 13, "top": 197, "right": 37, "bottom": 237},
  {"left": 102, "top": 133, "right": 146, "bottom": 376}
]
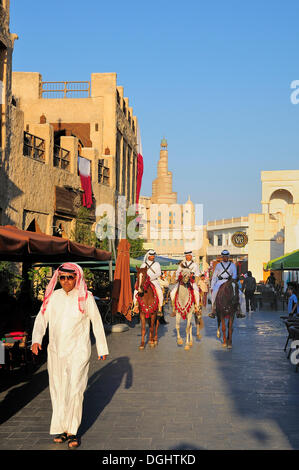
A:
[
  {"left": 23, "top": 131, "right": 45, "bottom": 163},
  {"left": 98, "top": 160, "right": 110, "bottom": 185},
  {"left": 53, "top": 145, "right": 70, "bottom": 170},
  {"left": 207, "top": 217, "right": 248, "bottom": 227},
  {"left": 41, "top": 81, "right": 91, "bottom": 99}
]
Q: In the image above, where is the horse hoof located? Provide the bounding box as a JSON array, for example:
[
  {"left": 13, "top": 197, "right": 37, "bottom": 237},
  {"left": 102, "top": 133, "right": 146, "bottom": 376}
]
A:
[
  {"left": 177, "top": 339, "right": 183, "bottom": 346},
  {"left": 184, "top": 345, "right": 190, "bottom": 351},
  {"left": 227, "top": 344, "right": 232, "bottom": 349},
  {"left": 139, "top": 345, "right": 145, "bottom": 350},
  {"left": 149, "top": 342, "right": 155, "bottom": 348},
  {"left": 222, "top": 343, "right": 227, "bottom": 348},
  {"left": 189, "top": 342, "right": 193, "bottom": 347},
  {"left": 154, "top": 341, "right": 158, "bottom": 346},
  {"left": 197, "top": 334, "right": 201, "bottom": 340}
]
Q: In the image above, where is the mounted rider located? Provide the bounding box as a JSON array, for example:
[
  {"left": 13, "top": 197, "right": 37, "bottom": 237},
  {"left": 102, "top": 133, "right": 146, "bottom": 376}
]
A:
[
  {"left": 208, "top": 249, "right": 245, "bottom": 319},
  {"left": 170, "top": 249, "right": 201, "bottom": 316},
  {"left": 133, "top": 250, "right": 164, "bottom": 316}
]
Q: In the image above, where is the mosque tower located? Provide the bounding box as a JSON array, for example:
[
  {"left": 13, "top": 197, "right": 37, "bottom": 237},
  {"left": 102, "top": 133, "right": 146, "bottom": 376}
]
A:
[{"left": 151, "top": 138, "right": 177, "bottom": 204}]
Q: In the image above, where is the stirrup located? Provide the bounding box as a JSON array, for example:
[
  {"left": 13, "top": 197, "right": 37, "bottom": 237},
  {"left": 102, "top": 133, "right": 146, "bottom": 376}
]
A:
[
  {"left": 133, "top": 305, "right": 139, "bottom": 315},
  {"left": 237, "top": 312, "right": 246, "bottom": 318}
]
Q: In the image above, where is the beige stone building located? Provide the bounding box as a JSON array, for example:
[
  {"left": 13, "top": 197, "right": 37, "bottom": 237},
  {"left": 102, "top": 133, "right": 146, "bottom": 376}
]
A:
[
  {"left": 206, "top": 217, "right": 249, "bottom": 274},
  {"left": 139, "top": 139, "right": 209, "bottom": 270},
  {"left": 206, "top": 170, "right": 299, "bottom": 284},
  {"left": 248, "top": 170, "right": 299, "bottom": 283},
  {"left": 1, "top": 65, "right": 139, "bottom": 237},
  {"left": 0, "top": 0, "right": 18, "bottom": 224}
]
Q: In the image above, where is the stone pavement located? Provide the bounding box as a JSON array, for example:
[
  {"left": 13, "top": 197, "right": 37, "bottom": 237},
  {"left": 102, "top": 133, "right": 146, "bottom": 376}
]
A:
[{"left": 1, "top": 305, "right": 299, "bottom": 450}]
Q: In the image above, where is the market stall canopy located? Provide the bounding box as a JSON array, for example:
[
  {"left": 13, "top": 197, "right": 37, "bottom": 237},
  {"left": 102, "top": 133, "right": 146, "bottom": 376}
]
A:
[
  {"left": 33, "top": 260, "right": 137, "bottom": 273},
  {"left": 265, "top": 249, "right": 299, "bottom": 271},
  {"left": 0, "top": 225, "right": 111, "bottom": 262}
]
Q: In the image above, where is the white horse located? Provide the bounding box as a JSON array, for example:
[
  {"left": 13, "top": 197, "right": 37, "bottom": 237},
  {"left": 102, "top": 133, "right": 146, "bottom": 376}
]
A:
[{"left": 173, "top": 269, "right": 203, "bottom": 350}]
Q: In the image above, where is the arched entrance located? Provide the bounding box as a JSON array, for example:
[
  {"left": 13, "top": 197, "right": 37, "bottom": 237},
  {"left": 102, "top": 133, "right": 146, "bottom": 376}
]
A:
[{"left": 269, "top": 189, "right": 293, "bottom": 214}]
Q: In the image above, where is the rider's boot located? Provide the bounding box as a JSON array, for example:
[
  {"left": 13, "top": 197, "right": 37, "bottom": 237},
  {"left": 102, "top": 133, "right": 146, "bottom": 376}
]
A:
[
  {"left": 133, "top": 303, "right": 139, "bottom": 315},
  {"left": 208, "top": 303, "right": 217, "bottom": 319}
]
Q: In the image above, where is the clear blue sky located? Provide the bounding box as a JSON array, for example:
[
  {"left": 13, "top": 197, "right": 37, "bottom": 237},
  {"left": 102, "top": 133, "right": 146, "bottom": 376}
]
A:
[{"left": 10, "top": 0, "right": 299, "bottom": 222}]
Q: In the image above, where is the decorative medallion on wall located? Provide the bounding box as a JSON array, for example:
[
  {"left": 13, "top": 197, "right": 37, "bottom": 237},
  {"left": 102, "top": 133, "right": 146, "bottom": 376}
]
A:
[{"left": 231, "top": 231, "right": 248, "bottom": 248}]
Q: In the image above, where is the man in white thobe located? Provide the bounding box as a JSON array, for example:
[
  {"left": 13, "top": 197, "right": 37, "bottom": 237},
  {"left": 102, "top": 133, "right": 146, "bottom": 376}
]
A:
[
  {"left": 31, "top": 263, "right": 108, "bottom": 448},
  {"left": 208, "top": 250, "right": 245, "bottom": 319},
  {"left": 170, "top": 250, "right": 200, "bottom": 316},
  {"left": 133, "top": 250, "right": 164, "bottom": 316}
]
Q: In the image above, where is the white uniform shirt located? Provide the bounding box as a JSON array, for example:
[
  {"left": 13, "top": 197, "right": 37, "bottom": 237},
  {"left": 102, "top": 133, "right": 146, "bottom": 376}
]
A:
[
  {"left": 176, "top": 260, "right": 200, "bottom": 280},
  {"left": 140, "top": 261, "right": 161, "bottom": 282},
  {"left": 211, "top": 261, "right": 237, "bottom": 291}
]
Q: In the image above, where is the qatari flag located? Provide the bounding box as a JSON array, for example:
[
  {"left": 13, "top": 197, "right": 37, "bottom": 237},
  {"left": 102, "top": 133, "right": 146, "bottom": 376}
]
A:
[
  {"left": 136, "top": 122, "right": 144, "bottom": 214},
  {"left": 78, "top": 156, "right": 93, "bottom": 208}
]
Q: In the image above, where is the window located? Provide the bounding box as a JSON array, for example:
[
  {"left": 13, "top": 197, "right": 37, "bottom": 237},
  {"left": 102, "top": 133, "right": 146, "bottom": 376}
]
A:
[
  {"left": 217, "top": 234, "right": 223, "bottom": 246},
  {"left": 54, "top": 145, "right": 70, "bottom": 170},
  {"left": 98, "top": 159, "right": 110, "bottom": 185},
  {"left": 23, "top": 131, "right": 45, "bottom": 163}
]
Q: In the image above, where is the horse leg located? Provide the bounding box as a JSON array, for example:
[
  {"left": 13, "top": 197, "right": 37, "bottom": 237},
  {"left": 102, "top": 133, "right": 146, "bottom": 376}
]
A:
[
  {"left": 221, "top": 317, "right": 227, "bottom": 347},
  {"left": 176, "top": 313, "right": 183, "bottom": 346},
  {"left": 185, "top": 314, "right": 192, "bottom": 350},
  {"left": 149, "top": 314, "right": 155, "bottom": 347},
  {"left": 217, "top": 316, "right": 221, "bottom": 339},
  {"left": 139, "top": 314, "right": 146, "bottom": 350},
  {"left": 227, "top": 315, "right": 233, "bottom": 349},
  {"left": 195, "top": 312, "right": 202, "bottom": 339},
  {"left": 188, "top": 312, "right": 193, "bottom": 347},
  {"left": 154, "top": 313, "right": 159, "bottom": 346}
]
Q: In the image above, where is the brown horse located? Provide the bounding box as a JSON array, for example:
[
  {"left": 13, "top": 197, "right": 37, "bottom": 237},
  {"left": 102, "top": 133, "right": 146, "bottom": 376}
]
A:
[
  {"left": 135, "top": 267, "right": 160, "bottom": 350},
  {"left": 216, "top": 279, "right": 239, "bottom": 349}
]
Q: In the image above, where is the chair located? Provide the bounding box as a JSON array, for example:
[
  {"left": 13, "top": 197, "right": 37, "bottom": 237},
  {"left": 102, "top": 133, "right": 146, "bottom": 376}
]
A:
[
  {"left": 287, "top": 326, "right": 299, "bottom": 372},
  {"left": 282, "top": 318, "right": 299, "bottom": 352}
]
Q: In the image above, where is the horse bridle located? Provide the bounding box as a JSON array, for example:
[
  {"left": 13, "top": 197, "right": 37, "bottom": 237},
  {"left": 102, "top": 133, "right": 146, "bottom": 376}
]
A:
[{"left": 137, "top": 269, "right": 150, "bottom": 296}]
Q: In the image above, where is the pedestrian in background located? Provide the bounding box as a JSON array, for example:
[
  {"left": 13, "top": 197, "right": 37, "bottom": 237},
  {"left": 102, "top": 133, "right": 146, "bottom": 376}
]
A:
[
  {"left": 287, "top": 286, "right": 299, "bottom": 316},
  {"left": 198, "top": 274, "right": 209, "bottom": 307},
  {"left": 242, "top": 271, "right": 256, "bottom": 312}
]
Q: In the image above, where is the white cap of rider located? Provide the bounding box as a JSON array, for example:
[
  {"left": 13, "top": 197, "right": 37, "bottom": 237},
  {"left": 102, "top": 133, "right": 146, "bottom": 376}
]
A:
[{"left": 221, "top": 249, "right": 230, "bottom": 256}]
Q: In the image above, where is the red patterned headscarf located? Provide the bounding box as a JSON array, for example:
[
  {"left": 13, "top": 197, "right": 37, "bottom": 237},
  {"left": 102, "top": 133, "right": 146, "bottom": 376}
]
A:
[{"left": 41, "top": 262, "right": 88, "bottom": 315}]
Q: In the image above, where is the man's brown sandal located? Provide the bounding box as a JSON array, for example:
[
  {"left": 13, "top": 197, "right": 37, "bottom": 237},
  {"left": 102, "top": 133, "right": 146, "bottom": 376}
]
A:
[
  {"left": 53, "top": 432, "right": 68, "bottom": 443},
  {"left": 67, "top": 435, "right": 79, "bottom": 448}
]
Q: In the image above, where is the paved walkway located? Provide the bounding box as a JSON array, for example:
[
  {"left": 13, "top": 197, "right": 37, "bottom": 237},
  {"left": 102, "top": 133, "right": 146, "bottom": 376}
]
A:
[{"left": 0, "top": 305, "right": 299, "bottom": 450}]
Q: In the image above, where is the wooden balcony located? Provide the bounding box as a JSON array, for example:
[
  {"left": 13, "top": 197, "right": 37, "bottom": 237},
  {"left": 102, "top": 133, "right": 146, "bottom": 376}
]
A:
[
  {"left": 53, "top": 145, "right": 70, "bottom": 170},
  {"left": 23, "top": 131, "right": 45, "bottom": 163}
]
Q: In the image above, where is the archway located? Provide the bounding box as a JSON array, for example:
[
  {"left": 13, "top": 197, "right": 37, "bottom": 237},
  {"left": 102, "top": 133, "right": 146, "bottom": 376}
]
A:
[{"left": 269, "top": 189, "right": 293, "bottom": 214}]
